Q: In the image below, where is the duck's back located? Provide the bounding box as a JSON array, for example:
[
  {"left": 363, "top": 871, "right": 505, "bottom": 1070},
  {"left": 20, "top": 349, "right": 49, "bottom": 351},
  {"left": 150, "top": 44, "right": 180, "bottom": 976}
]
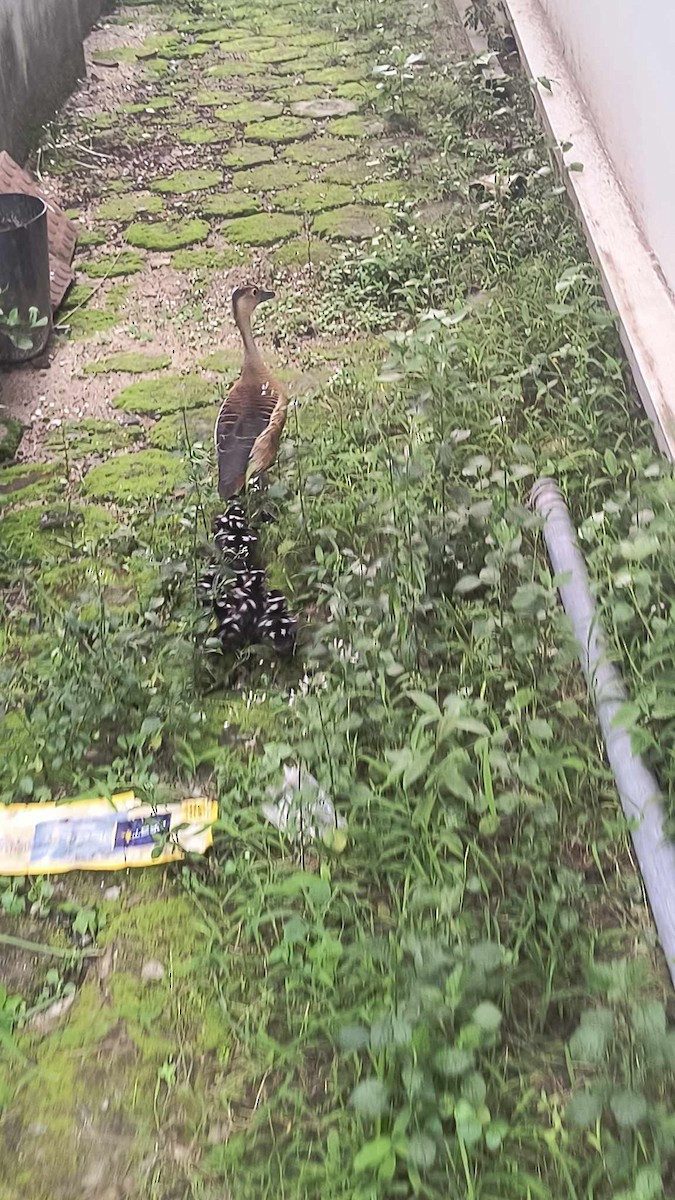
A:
[{"left": 215, "top": 363, "right": 285, "bottom": 499}]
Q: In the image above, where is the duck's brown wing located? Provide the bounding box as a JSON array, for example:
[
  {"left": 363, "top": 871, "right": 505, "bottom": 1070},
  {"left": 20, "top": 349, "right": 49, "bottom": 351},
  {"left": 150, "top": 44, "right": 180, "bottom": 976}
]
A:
[
  {"left": 249, "top": 385, "right": 289, "bottom": 478},
  {"left": 214, "top": 375, "right": 284, "bottom": 499}
]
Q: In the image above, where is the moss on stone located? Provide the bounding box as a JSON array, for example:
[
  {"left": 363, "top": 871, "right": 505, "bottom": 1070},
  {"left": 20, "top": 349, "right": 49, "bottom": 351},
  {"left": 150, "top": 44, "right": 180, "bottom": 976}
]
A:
[
  {"left": 83, "top": 351, "right": 171, "bottom": 375},
  {"left": 83, "top": 449, "right": 185, "bottom": 502},
  {"left": 125, "top": 218, "right": 210, "bottom": 251},
  {"left": 143, "top": 58, "right": 171, "bottom": 80},
  {"left": 76, "top": 229, "right": 106, "bottom": 248},
  {"left": 321, "top": 159, "right": 375, "bottom": 186},
  {"left": 207, "top": 61, "right": 264, "bottom": 78},
  {"left": 227, "top": 35, "right": 277, "bottom": 53},
  {"left": 222, "top": 142, "right": 275, "bottom": 169},
  {"left": 292, "top": 31, "right": 338, "bottom": 47},
  {"left": 251, "top": 45, "right": 300, "bottom": 64},
  {"left": 177, "top": 125, "right": 228, "bottom": 145},
  {"left": 215, "top": 100, "right": 284, "bottom": 125},
  {"left": 266, "top": 80, "right": 321, "bottom": 101},
  {"left": 0, "top": 506, "right": 72, "bottom": 561},
  {"left": 91, "top": 46, "right": 138, "bottom": 65},
  {"left": 60, "top": 307, "right": 119, "bottom": 339},
  {"left": 157, "top": 40, "right": 210, "bottom": 58},
  {"left": 150, "top": 168, "right": 222, "bottom": 194},
  {"left": 113, "top": 375, "right": 217, "bottom": 415},
  {"left": 336, "top": 80, "right": 379, "bottom": 103},
  {"left": 148, "top": 407, "right": 216, "bottom": 450},
  {"left": 362, "top": 179, "right": 408, "bottom": 204},
  {"left": 223, "top": 212, "right": 302, "bottom": 245},
  {"left": 245, "top": 116, "right": 313, "bottom": 144},
  {"left": 272, "top": 180, "right": 354, "bottom": 214},
  {"left": 270, "top": 237, "right": 338, "bottom": 268},
  {"left": 86, "top": 112, "right": 118, "bottom": 132},
  {"left": 291, "top": 97, "right": 357, "bottom": 119},
  {"left": 273, "top": 54, "right": 328, "bottom": 76},
  {"left": 45, "top": 418, "right": 142, "bottom": 459},
  {"left": 313, "top": 203, "right": 391, "bottom": 240},
  {"left": 232, "top": 161, "right": 309, "bottom": 191},
  {"left": 283, "top": 136, "right": 355, "bottom": 164},
  {"left": 62, "top": 283, "right": 95, "bottom": 310},
  {"left": 199, "top": 349, "right": 241, "bottom": 372},
  {"left": 102, "top": 891, "right": 207, "bottom": 965},
  {"left": 106, "top": 283, "right": 131, "bottom": 311},
  {"left": 0, "top": 463, "right": 61, "bottom": 510},
  {"left": 304, "top": 65, "right": 364, "bottom": 85},
  {"left": 82, "top": 250, "right": 146, "bottom": 278},
  {"left": 327, "top": 114, "right": 382, "bottom": 138},
  {"left": 199, "top": 193, "right": 262, "bottom": 218},
  {"left": 259, "top": 21, "right": 297, "bottom": 36},
  {"left": 121, "top": 95, "right": 175, "bottom": 113},
  {"left": 0, "top": 416, "right": 24, "bottom": 463},
  {"left": 170, "top": 246, "right": 244, "bottom": 270},
  {"left": 191, "top": 25, "right": 238, "bottom": 43},
  {"left": 196, "top": 25, "right": 245, "bottom": 43},
  {"left": 194, "top": 89, "right": 235, "bottom": 106},
  {"left": 96, "top": 194, "right": 164, "bottom": 221}
]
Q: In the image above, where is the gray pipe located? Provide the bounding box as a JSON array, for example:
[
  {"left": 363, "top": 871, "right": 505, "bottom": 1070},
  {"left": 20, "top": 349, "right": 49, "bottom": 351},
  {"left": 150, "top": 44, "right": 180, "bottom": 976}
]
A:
[{"left": 530, "top": 476, "right": 675, "bottom": 987}]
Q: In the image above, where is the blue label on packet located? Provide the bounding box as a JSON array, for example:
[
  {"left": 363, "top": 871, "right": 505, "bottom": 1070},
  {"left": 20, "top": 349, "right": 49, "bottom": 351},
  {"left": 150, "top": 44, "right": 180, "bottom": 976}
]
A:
[
  {"left": 114, "top": 813, "right": 171, "bottom": 849},
  {"left": 32, "top": 816, "right": 118, "bottom": 864}
]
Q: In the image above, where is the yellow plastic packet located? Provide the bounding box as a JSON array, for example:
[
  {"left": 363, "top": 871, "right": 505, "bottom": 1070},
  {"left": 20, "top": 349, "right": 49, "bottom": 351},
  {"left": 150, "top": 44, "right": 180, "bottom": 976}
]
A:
[{"left": 0, "top": 792, "right": 218, "bottom": 876}]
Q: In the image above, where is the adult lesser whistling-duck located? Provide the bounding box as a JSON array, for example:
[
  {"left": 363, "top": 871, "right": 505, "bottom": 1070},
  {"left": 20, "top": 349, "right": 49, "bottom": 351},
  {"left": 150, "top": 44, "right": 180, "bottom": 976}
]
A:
[{"left": 214, "top": 285, "right": 288, "bottom": 500}]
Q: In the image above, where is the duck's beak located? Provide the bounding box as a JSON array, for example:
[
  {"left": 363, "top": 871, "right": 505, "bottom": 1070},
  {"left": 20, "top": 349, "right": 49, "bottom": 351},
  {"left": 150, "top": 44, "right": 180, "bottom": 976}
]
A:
[{"left": 259, "top": 289, "right": 275, "bottom": 303}]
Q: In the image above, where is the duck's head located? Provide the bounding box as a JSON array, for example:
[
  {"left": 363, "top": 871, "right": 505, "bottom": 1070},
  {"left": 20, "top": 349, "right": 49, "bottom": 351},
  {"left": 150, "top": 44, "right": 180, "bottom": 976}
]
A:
[{"left": 232, "top": 284, "right": 275, "bottom": 324}]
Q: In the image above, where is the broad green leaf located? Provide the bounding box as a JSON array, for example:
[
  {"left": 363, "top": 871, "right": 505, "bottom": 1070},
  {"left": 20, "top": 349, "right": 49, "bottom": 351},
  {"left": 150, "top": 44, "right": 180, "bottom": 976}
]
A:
[
  {"left": 435, "top": 753, "right": 473, "bottom": 802},
  {"left": 454, "top": 574, "right": 482, "bottom": 595},
  {"left": 455, "top": 1100, "right": 482, "bottom": 1145},
  {"left": 511, "top": 582, "right": 549, "bottom": 616},
  {"left": 569, "top": 1007, "right": 614, "bottom": 1062},
  {"left": 434, "top": 1046, "right": 474, "bottom": 1077},
  {"left": 619, "top": 533, "right": 659, "bottom": 561},
  {"left": 565, "top": 1089, "right": 602, "bottom": 1129},
  {"left": 528, "top": 718, "right": 553, "bottom": 741},
  {"left": 472, "top": 1001, "right": 502, "bottom": 1032},
  {"left": 610, "top": 1089, "right": 648, "bottom": 1128},
  {"left": 283, "top": 916, "right": 308, "bottom": 944},
  {"left": 407, "top": 1133, "right": 436, "bottom": 1170},
  {"left": 402, "top": 747, "right": 435, "bottom": 790},
  {"left": 462, "top": 1072, "right": 487, "bottom": 1107},
  {"left": 633, "top": 1166, "right": 663, "bottom": 1200},
  {"left": 353, "top": 1136, "right": 392, "bottom": 1173},
  {"left": 405, "top": 691, "right": 442, "bottom": 719},
  {"left": 485, "top": 1120, "right": 508, "bottom": 1150},
  {"left": 350, "top": 1078, "right": 389, "bottom": 1119},
  {"left": 630, "top": 1002, "right": 666, "bottom": 1040},
  {"left": 338, "top": 1025, "right": 370, "bottom": 1052},
  {"left": 370, "top": 1016, "right": 413, "bottom": 1050},
  {"left": 470, "top": 941, "right": 505, "bottom": 972}
]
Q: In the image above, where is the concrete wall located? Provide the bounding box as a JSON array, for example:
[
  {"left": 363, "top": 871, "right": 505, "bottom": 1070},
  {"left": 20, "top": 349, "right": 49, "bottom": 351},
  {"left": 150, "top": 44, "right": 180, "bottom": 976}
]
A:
[
  {"left": 0, "top": 0, "right": 106, "bottom": 163},
  {"left": 537, "top": 0, "right": 675, "bottom": 298}
]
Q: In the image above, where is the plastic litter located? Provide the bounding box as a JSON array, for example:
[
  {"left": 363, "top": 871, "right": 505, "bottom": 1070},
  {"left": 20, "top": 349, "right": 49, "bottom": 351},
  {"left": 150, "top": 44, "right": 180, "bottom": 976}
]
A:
[
  {"left": 0, "top": 791, "right": 217, "bottom": 876},
  {"left": 263, "top": 765, "right": 346, "bottom": 848}
]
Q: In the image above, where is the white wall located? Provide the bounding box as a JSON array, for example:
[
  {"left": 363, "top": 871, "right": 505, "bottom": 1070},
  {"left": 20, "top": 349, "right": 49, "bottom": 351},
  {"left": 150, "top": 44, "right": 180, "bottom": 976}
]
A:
[{"left": 537, "top": 0, "right": 675, "bottom": 298}]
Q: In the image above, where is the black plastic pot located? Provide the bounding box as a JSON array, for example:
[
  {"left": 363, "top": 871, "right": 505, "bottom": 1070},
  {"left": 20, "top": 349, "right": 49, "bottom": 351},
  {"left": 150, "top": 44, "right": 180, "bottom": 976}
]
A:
[{"left": 0, "top": 193, "right": 52, "bottom": 365}]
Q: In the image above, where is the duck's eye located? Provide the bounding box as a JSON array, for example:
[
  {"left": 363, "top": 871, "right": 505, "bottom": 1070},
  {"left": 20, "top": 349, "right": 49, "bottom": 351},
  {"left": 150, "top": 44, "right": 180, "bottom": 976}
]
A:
[{"left": 252, "top": 287, "right": 258, "bottom": 296}]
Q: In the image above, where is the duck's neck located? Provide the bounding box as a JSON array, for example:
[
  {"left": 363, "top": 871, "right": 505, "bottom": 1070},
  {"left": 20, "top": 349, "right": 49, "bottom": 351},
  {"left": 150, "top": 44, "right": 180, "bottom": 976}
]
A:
[{"left": 235, "top": 306, "right": 262, "bottom": 369}]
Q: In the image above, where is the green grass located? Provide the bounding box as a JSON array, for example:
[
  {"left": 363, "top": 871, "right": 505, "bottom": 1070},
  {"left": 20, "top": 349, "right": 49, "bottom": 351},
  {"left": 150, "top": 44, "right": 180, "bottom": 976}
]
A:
[{"left": 1, "top": 0, "right": 675, "bottom": 1198}]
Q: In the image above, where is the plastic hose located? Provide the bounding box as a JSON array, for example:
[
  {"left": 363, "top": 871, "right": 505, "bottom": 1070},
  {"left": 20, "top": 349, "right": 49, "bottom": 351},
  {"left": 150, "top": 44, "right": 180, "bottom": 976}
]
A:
[{"left": 530, "top": 477, "right": 675, "bottom": 987}]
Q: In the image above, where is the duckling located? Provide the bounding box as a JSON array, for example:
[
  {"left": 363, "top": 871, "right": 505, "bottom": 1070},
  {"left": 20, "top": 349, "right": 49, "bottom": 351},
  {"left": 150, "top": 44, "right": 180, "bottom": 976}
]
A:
[{"left": 214, "top": 285, "right": 288, "bottom": 500}]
